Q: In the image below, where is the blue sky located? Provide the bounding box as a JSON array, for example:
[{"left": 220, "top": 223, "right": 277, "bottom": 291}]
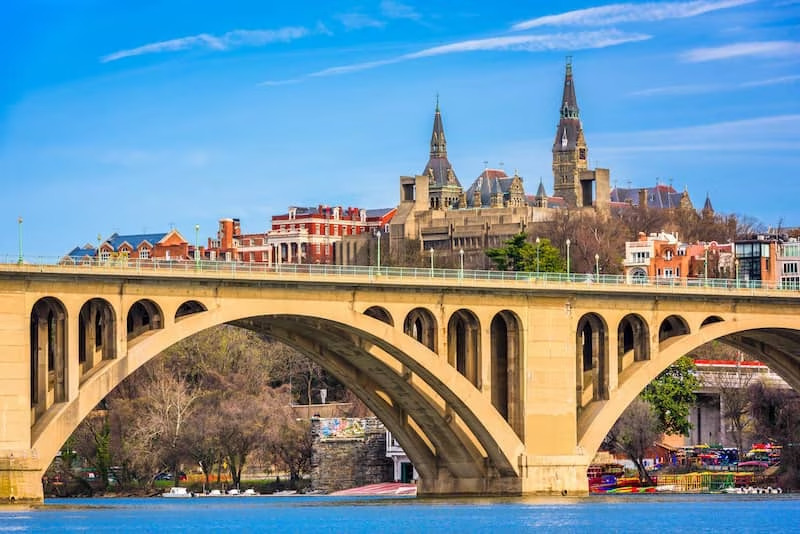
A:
[{"left": 1, "top": 0, "right": 799, "bottom": 258}]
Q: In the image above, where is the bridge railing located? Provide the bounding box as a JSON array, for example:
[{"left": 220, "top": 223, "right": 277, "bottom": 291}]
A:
[{"left": 2, "top": 255, "right": 798, "bottom": 295}]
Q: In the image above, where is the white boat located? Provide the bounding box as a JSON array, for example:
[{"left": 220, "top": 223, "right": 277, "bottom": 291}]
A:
[
  {"left": 162, "top": 486, "right": 192, "bottom": 498},
  {"left": 242, "top": 488, "right": 259, "bottom": 496},
  {"left": 227, "top": 488, "right": 241, "bottom": 496}
]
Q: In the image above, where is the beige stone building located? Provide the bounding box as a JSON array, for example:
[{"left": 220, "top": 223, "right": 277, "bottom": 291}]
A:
[{"left": 390, "top": 58, "right": 611, "bottom": 259}]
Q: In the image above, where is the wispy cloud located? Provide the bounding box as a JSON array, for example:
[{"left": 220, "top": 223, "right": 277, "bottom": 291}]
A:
[
  {"left": 263, "top": 29, "right": 650, "bottom": 81},
  {"left": 380, "top": 0, "right": 421, "bottom": 21},
  {"left": 596, "top": 114, "right": 800, "bottom": 153},
  {"left": 101, "top": 26, "right": 313, "bottom": 63},
  {"left": 512, "top": 0, "right": 755, "bottom": 30},
  {"left": 631, "top": 74, "right": 800, "bottom": 95},
  {"left": 681, "top": 40, "right": 800, "bottom": 61},
  {"left": 336, "top": 13, "right": 385, "bottom": 30}
]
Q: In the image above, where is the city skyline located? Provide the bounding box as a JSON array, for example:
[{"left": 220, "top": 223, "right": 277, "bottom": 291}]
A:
[{"left": 2, "top": 0, "right": 799, "bottom": 258}]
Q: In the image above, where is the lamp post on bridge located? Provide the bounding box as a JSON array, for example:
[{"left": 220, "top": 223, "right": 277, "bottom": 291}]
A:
[
  {"left": 430, "top": 247, "right": 434, "bottom": 277},
  {"left": 376, "top": 230, "right": 382, "bottom": 272},
  {"left": 194, "top": 224, "right": 200, "bottom": 270},
  {"left": 704, "top": 243, "right": 709, "bottom": 287},
  {"left": 735, "top": 258, "right": 739, "bottom": 289},
  {"left": 17, "top": 217, "right": 23, "bottom": 265},
  {"left": 459, "top": 248, "right": 464, "bottom": 279},
  {"left": 535, "top": 236, "right": 540, "bottom": 276},
  {"left": 595, "top": 253, "right": 600, "bottom": 281},
  {"left": 96, "top": 233, "right": 102, "bottom": 266},
  {"left": 565, "top": 238, "right": 571, "bottom": 281}
]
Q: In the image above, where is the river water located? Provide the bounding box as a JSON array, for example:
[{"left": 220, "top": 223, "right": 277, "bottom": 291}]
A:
[{"left": 2, "top": 494, "right": 799, "bottom": 533}]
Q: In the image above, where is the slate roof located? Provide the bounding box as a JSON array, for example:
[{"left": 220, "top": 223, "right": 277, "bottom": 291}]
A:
[
  {"left": 464, "top": 169, "right": 521, "bottom": 207},
  {"left": 422, "top": 103, "right": 461, "bottom": 189},
  {"left": 365, "top": 207, "right": 396, "bottom": 219},
  {"left": 63, "top": 245, "right": 96, "bottom": 262},
  {"left": 106, "top": 232, "right": 168, "bottom": 251},
  {"left": 609, "top": 184, "right": 685, "bottom": 209}
]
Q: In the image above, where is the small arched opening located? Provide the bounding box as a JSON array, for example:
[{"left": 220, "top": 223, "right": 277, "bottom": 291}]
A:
[
  {"left": 447, "top": 309, "right": 481, "bottom": 387},
  {"left": 30, "top": 297, "right": 68, "bottom": 420},
  {"left": 491, "top": 311, "right": 524, "bottom": 439},
  {"left": 576, "top": 313, "right": 609, "bottom": 410},
  {"left": 617, "top": 313, "right": 650, "bottom": 372},
  {"left": 127, "top": 299, "right": 163, "bottom": 341},
  {"left": 659, "top": 315, "right": 690, "bottom": 343},
  {"left": 363, "top": 306, "right": 394, "bottom": 326},
  {"left": 403, "top": 307, "right": 438, "bottom": 353}
]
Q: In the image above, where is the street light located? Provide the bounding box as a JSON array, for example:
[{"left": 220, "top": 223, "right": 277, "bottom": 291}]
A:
[
  {"left": 17, "top": 217, "right": 23, "bottom": 265},
  {"left": 595, "top": 253, "right": 600, "bottom": 281},
  {"left": 430, "top": 247, "right": 434, "bottom": 277},
  {"left": 97, "top": 233, "right": 102, "bottom": 266},
  {"left": 735, "top": 258, "right": 739, "bottom": 289},
  {"left": 194, "top": 224, "right": 200, "bottom": 270},
  {"left": 376, "top": 230, "right": 382, "bottom": 271},
  {"left": 704, "top": 243, "right": 709, "bottom": 287},
  {"left": 565, "top": 239, "right": 571, "bottom": 281},
  {"left": 459, "top": 248, "right": 464, "bottom": 278},
  {"left": 535, "top": 237, "right": 541, "bottom": 275}
]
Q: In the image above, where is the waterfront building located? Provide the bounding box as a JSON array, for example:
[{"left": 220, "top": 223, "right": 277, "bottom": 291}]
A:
[
  {"left": 778, "top": 238, "right": 800, "bottom": 289},
  {"left": 623, "top": 231, "right": 732, "bottom": 282},
  {"left": 206, "top": 206, "right": 396, "bottom": 266},
  {"left": 62, "top": 230, "right": 191, "bottom": 264},
  {"left": 733, "top": 234, "right": 783, "bottom": 286}
]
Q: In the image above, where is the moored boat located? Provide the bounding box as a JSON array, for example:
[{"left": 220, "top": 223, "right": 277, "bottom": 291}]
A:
[{"left": 162, "top": 487, "right": 192, "bottom": 498}]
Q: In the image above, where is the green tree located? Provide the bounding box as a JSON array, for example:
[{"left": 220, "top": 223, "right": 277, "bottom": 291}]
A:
[
  {"left": 486, "top": 233, "right": 564, "bottom": 272},
  {"left": 641, "top": 355, "right": 700, "bottom": 436}
]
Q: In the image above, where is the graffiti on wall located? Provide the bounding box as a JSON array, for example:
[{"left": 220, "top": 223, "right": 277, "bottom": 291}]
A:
[{"left": 319, "top": 418, "right": 366, "bottom": 441}]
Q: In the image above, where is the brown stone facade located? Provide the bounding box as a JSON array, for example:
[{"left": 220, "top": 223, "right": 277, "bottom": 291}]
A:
[{"left": 309, "top": 417, "right": 393, "bottom": 493}]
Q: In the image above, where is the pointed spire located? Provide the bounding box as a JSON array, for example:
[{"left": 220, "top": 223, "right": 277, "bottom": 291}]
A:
[
  {"left": 702, "top": 193, "right": 714, "bottom": 215},
  {"left": 560, "top": 56, "right": 579, "bottom": 120},
  {"left": 536, "top": 178, "right": 547, "bottom": 198},
  {"left": 430, "top": 97, "right": 446, "bottom": 158}
]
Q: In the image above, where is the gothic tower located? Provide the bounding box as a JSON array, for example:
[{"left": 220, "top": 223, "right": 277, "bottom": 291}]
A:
[
  {"left": 423, "top": 98, "right": 463, "bottom": 210},
  {"left": 552, "top": 57, "right": 589, "bottom": 208}
]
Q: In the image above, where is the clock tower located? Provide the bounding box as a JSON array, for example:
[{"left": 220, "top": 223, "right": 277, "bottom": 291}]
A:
[{"left": 552, "top": 57, "right": 590, "bottom": 208}]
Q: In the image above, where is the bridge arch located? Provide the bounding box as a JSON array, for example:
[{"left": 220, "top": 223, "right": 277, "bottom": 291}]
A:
[
  {"left": 490, "top": 310, "right": 524, "bottom": 439},
  {"left": 175, "top": 300, "right": 207, "bottom": 321},
  {"left": 126, "top": 299, "right": 163, "bottom": 340},
  {"left": 403, "top": 307, "right": 437, "bottom": 353},
  {"left": 701, "top": 315, "right": 724, "bottom": 328},
  {"left": 576, "top": 312, "right": 609, "bottom": 409},
  {"left": 78, "top": 298, "right": 116, "bottom": 377},
  {"left": 658, "top": 314, "right": 690, "bottom": 343},
  {"left": 447, "top": 309, "right": 481, "bottom": 386},
  {"left": 578, "top": 316, "right": 800, "bottom": 459},
  {"left": 363, "top": 305, "right": 394, "bottom": 326},
  {"left": 31, "top": 302, "right": 524, "bottom": 496},
  {"left": 30, "top": 297, "right": 67, "bottom": 422},
  {"left": 617, "top": 313, "right": 649, "bottom": 373}
]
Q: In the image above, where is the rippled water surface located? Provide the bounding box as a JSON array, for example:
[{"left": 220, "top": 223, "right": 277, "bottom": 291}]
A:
[{"left": 2, "top": 494, "right": 800, "bottom": 533}]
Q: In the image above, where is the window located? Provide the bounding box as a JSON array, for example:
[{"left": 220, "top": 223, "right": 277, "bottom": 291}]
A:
[
  {"left": 784, "top": 262, "right": 798, "bottom": 274},
  {"left": 139, "top": 248, "right": 149, "bottom": 259},
  {"left": 100, "top": 250, "right": 111, "bottom": 261},
  {"left": 664, "top": 250, "right": 673, "bottom": 261},
  {"left": 579, "top": 148, "right": 586, "bottom": 160}
]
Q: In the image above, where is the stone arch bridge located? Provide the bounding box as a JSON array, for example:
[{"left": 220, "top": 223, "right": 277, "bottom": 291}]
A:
[{"left": 0, "top": 263, "right": 798, "bottom": 503}]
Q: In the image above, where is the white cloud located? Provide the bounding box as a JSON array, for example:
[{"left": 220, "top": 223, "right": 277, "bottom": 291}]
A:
[
  {"left": 739, "top": 74, "right": 800, "bottom": 87},
  {"left": 301, "top": 29, "right": 650, "bottom": 79},
  {"left": 512, "top": 0, "right": 755, "bottom": 30},
  {"left": 681, "top": 40, "right": 800, "bottom": 61},
  {"left": 596, "top": 114, "right": 800, "bottom": 152},
  {"left": 380, "top": 0, "right": 421, "bottom": 20},
  {"left": 101, "top": 26, "right": 311, "bottom": 63},
  {"left": 336, "top": 13, "right": 386, "bottom": 30},
  {"left": 631, "top": 74, "right": 800, "bottom": 95}
]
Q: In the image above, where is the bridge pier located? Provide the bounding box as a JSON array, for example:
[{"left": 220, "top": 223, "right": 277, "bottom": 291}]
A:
[
  {"left": 0, "top": 450, "right": 43, "bottom": 504},
  {"left": 416, "top": 456, "right": 590, "bottom": 497}
]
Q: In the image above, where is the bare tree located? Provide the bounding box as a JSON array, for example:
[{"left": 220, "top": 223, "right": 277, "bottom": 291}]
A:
[{"left": 606, "top": 398, "right": 661, "bottom": 485}]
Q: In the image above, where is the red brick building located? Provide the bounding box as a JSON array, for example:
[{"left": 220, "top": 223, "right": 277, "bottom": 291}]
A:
[{"left": 206, "top": 206, "right": 396, "bottom": 265}]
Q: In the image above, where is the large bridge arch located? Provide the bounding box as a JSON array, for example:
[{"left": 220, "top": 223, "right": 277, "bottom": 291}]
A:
[
  {"left": 578, "top": 315, "right": 800, "bottom": 458},
  {"left": 31, "top": 301, "right": 524, "bottom": 496}
]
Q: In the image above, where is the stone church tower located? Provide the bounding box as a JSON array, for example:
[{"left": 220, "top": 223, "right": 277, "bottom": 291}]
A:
[
  {"left": 552, "top": 58, "right": 607, "bottom": 210},
  {"left": 422, "top": 99, "right": 463, "bottom": 210}
]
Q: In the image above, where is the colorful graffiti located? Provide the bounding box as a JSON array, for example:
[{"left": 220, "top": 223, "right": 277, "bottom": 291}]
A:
[{"left": 319, "top": 418, "right": 366, "bottom": 440}]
